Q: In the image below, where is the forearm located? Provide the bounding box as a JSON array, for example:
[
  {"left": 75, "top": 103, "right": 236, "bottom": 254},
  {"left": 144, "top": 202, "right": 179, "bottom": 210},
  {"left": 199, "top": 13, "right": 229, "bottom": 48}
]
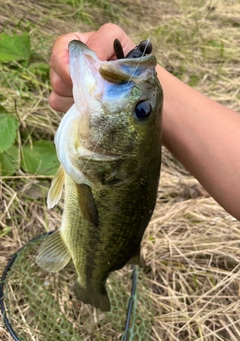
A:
[{"left": 157, "top": 65, "right": 240, "bottom": 220}]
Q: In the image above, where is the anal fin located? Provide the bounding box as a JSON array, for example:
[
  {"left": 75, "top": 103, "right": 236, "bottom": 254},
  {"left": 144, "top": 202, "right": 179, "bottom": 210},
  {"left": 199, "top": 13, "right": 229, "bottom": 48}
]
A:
[{"left": 36, "top": 230, "right": 71, "bottom": 272}]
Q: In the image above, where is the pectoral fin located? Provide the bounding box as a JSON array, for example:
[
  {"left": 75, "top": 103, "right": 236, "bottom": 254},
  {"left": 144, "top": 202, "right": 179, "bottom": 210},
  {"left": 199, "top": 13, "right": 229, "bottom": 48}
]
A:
[
  {"left": 36, "top": 230, "right": 71, "bottom": 272},
  {"left": 76, "top": 183, "right": 99, "bottom": 228},
  {"left": 47, "top": 165, "right": 65, "bottom": 209}
]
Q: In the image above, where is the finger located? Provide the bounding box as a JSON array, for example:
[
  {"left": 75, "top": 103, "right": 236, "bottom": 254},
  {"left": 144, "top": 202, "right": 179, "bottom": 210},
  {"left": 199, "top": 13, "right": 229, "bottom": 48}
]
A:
[
  {"left": 49, "top": 91, "right": 74, "bottom": 113},
  {"left": 50, "top": 67, "right": 73, "bottom": 97},
  {"left": 50, "top": 32, "right": 94, "bottom": 86},
  {"left": 85, "top": 23, "right": 135, "bottom": 61}
]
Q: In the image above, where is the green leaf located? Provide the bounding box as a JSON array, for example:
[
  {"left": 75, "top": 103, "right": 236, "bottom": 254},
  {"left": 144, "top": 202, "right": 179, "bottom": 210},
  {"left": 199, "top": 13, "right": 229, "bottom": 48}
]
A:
[
  {"left": 0, "top": 145, "right": 19, "bottom": 176},
  {"left": 0, "top": 113, "right": 18, "bottom": 153},
  {"left": 0, "top": 32, "right": 31, "bottom": 63},
  {"left": 21, "top": 141, "right": 59, "bottom": 175}
]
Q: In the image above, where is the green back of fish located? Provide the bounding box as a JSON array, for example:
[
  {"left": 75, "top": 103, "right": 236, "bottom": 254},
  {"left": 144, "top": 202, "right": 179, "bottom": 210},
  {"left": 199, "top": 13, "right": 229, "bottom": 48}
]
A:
[{"left": 36, "top": 46, "right": 163, "bottom": 311}]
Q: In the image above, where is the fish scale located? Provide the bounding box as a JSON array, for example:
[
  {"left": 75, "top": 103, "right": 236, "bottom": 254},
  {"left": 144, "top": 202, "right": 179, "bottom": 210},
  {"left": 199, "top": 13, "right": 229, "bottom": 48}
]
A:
[{"left": 36, "top": 39, "right": 163, "bottom": 312}]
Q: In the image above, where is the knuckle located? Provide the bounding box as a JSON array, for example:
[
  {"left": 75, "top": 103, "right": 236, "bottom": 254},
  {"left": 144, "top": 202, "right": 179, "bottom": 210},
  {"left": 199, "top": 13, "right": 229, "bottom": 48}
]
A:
[
  {"left": 50, "top": 71, "right": 62, "bottom": 94},
  {"left": 49, "top": 92, "right": 58, "bottom": 111}
]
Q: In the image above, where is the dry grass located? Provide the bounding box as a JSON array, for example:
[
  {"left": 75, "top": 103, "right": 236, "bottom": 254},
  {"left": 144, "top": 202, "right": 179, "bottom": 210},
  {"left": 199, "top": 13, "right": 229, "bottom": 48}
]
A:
[{"left": 1, "top": 0, "right": 240, "bottom": 340}]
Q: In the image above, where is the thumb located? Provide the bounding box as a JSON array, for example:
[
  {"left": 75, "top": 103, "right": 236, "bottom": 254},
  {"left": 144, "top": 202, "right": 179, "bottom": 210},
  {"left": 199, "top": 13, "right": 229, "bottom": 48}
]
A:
[{"left": 85, "top": 23, "right": 135, "bottom": 61}]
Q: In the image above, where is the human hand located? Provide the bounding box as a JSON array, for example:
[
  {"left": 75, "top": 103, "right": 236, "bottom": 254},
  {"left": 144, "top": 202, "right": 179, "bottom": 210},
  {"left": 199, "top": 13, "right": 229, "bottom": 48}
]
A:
[{"left": 49, "top": 23, "right": 135, "bottom": 112}]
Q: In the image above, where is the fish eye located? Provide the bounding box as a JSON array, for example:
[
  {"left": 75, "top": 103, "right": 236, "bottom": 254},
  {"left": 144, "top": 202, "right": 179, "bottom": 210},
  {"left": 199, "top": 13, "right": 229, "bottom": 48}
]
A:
[{"left": 133, "top": 101, "right": 152, "bottom": 121}]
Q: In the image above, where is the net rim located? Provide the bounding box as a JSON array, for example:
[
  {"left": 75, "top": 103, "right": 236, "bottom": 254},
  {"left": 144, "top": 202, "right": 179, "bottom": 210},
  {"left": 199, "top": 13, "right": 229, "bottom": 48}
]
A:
[
  {"left": 0, "top": 232, "right": 54, "bottom": 341},
  {"left": 0, "top": 232, "right": 137, "bottom": 341}
]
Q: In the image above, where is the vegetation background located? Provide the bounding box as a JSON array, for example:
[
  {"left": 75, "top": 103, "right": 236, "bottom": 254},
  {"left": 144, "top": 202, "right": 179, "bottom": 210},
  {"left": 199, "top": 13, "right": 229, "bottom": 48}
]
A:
[{"left": 0, "top": 0, "right": 240, "bottom": 340}]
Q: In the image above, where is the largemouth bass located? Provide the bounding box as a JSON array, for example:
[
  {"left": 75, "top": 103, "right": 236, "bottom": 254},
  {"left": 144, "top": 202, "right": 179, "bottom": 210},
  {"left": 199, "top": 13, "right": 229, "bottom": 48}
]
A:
[{"left": 36, "top": 40, "right": 163, "bottom": 312}]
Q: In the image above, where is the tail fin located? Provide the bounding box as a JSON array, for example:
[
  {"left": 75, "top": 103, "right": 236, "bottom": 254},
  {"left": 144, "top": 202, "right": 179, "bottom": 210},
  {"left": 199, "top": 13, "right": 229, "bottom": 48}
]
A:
[{"left": 73, "top": 280, "right": 111, "bottom": 312}]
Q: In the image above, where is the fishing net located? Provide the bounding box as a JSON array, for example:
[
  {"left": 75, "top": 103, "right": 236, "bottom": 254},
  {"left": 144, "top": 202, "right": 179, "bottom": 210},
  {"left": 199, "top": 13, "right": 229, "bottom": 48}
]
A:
[{"left": 0, "top": 233, "right": 152, "bottom": 341}]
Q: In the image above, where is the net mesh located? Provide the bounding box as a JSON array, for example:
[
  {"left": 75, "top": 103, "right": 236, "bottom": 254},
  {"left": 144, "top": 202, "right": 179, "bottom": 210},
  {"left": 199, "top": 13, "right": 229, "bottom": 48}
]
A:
[{"left": 1, "top": 235, "right": 152, "bottom": 341}]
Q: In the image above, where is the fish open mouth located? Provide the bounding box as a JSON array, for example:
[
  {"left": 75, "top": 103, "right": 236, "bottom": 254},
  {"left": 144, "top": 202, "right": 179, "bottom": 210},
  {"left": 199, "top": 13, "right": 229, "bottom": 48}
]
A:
[
  {"left": 68, "top": 40, "right": 157, "bottom": 101},
  {"left": 54, "top": 40, "right": 159, "bottom": 186}
]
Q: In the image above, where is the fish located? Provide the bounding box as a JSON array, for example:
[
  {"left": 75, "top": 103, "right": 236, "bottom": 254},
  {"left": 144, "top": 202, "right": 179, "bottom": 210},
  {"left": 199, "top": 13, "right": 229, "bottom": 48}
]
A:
[{"left": 36, "top": 39, "right": 163, "bottom": 312}]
